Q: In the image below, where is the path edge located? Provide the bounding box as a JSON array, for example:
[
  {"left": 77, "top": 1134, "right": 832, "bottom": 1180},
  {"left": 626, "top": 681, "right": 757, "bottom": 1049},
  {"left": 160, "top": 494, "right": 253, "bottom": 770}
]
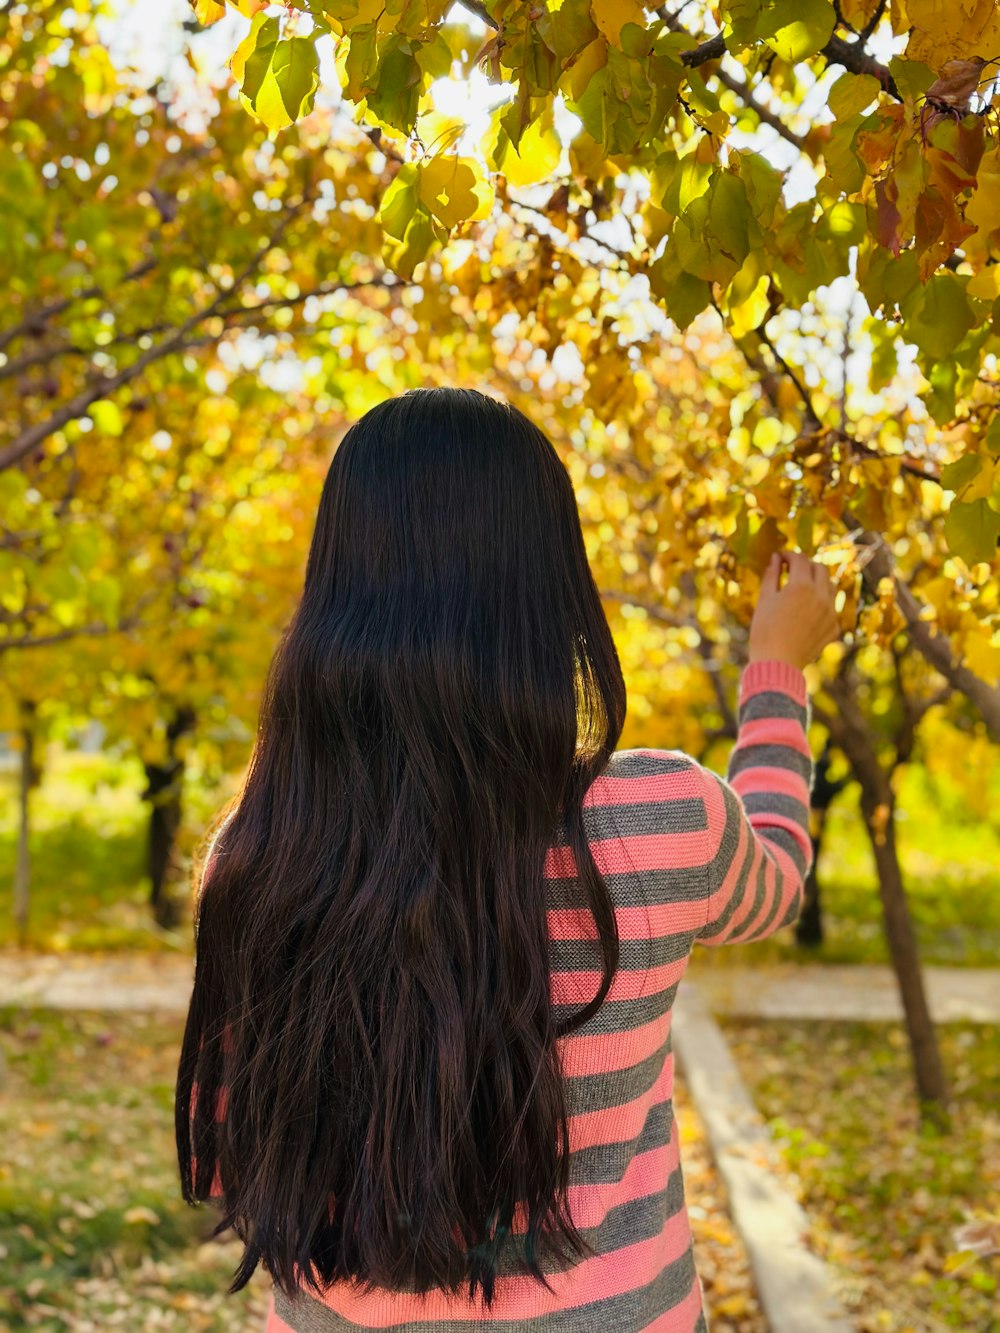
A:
[{"left": 673, "top": 979, "right": 855, "bottom": 1333}]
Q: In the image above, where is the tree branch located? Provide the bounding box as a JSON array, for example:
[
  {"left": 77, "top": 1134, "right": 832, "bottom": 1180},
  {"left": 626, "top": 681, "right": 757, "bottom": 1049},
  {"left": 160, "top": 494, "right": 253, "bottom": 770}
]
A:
[
  {"left": 0, "top": 259, "right": 157, "bottom": 355},
  {"left": 0, "top": 204, "right": 309, "bottom": 471},
  {"left": 676, "top": 23, "right": 899, "bottom": 100}
]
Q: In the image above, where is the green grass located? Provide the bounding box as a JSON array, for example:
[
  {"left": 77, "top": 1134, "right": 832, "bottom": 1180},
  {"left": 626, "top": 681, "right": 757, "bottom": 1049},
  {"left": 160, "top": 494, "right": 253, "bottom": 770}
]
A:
[
  {"left": 0, "top": 748, "right": 237, "bottom": 952},
  {"left": 0, "top": 1005, "right": 271, "bottom": 1331},
  {"left": 723, "top": 1018, "right": 1000, "bottom": 1333},
  {"left": 1, "top": 744, "right": 999, "bottom": 962}
]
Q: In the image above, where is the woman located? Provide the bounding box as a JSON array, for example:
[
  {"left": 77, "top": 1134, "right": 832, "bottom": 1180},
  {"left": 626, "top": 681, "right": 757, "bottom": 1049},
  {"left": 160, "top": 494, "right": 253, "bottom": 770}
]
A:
[{"left": 176, "top": 386, "right": 839, "bottom": 1332}]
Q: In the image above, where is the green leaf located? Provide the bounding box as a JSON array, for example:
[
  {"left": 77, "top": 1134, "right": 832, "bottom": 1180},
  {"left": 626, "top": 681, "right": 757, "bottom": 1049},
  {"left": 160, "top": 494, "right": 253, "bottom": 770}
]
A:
[
  {"left": 648, "top": 246, "right": 711, "bottom": 329},
  {"left": 905, "top": 274, "right": 975, "bottom": 360},
  {"left": 238, "top": 15, "right": 280, "bottom": 106},
  {"left": 888, "top": 57, "right": 937, "bottom": 101},
  {"left": 738, "top": 151, "right": 784, "bottom": 228},
  {"left": 378, "top": 163, "right": 421, "bottom": 241},
  {"left": 941, "top": 454, "right": 984, "bottom": 493},
  {"left": 536, "top": 0, "right": 599, "bottom": 64},
  {"left": 344, "top": 20, "right": 378, "bottom": 103},
  {"left": 386, "top": 207, "right": 436, "bottom": 280},
  {"left": 674, "top": 170, "right": 759, "bottom": 285},
  {"left": 271, "top": 37, "right": 320, "bottom": 120},
  {"left": 944, "top": 499, "right": 1000, "bottom": 567},
  {"left": 760, "top": 0, "right": 836, "bottom": 63},
  {"left": 986, "top": 412, "right": 1000, "bottom": 456},
  {"left": 367, "top": 36, "right": 422, "bottom": 134}
]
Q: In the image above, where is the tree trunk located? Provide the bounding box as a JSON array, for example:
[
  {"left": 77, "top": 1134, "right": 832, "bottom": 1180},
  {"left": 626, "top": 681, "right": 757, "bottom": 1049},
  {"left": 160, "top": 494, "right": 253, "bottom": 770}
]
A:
[
  {"left": 795, "top": 741, "right": 843, "bottom": 947},
  {"left": 142, "top": 705, "right": 196, "bottom": 930},
  {"left": 822, "top": 676, "right": 949, "bottom": 1120},
  {"left": 858, "top": 785, "right": 949, "bottom": 1114},
  {"left": 14, "top": 701, "right": 40, "bottom": 946}
]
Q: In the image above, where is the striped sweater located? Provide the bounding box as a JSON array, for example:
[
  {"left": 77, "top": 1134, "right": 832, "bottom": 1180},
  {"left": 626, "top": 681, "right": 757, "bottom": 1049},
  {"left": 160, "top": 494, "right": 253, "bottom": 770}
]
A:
[{"left": 198, "top": 658, "right": 814, "bottom": 1332}]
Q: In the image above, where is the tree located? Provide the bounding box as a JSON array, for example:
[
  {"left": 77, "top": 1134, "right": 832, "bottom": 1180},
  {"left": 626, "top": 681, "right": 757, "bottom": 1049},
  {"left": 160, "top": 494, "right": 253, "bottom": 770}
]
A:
[{"left": 3, "top": 2, "right": 999, "bottom": 1111}]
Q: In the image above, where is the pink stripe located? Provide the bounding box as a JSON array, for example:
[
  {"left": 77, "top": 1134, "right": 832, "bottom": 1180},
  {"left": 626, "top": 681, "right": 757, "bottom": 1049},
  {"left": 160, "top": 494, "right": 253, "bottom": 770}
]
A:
[
  {"left": 547, "top": 899, "right": 707, "bottom": 942},
  {"left": 264, "top": 1293, "right": 296, "bottom": 1332},
  {"left": 545, "top": 830, "right": 706, "bottom": 879},
  {"left": 702, "top": 791, "right": 749, "bottom": 925},
  {"left": 731, "top": 767, "right": 809, "bottom": 803},
  {"left": 567, "top": 1049, "right": 674, "bottom": 1151},
  {"left": 557, "top": 1008, "right": 671, "bottom": 1077},
  {"left": 733, "top": 717, "right": 811, "bottom": 755},
  {"left": 582, "top": 766, "right": 699, "bottom": 808},
  {"left": 302, "top": 1205, "right": 694, "bottom": 1324},
  {"left": 552, "top": 955, "right": 688, "bottom": 1005},
  {"left": 564, "top": 1132, "right": 680, "bottom": 1230}
]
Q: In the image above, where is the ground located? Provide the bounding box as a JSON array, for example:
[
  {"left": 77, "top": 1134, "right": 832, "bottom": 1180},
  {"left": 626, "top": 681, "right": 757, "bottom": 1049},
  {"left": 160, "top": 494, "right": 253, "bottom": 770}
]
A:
[
  {"left": 0, "top": 1005, "right": 764, "bottom": 1332},
  {"left": 724, "top": 1018, "right": 1000, "bottom": 1333}
]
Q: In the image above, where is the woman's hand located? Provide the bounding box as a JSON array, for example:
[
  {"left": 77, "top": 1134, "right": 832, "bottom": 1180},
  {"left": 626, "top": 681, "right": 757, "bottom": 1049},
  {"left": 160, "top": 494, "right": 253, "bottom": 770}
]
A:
[{"left": 748, "top": 551, "right": 841, "bottom": 670}]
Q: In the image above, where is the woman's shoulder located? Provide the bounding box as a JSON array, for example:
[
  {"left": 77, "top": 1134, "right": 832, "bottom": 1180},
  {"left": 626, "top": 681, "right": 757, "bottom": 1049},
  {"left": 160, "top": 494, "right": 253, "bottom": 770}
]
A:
[{"left": 589, "top": 747, "right": 713, "bottom": 802}]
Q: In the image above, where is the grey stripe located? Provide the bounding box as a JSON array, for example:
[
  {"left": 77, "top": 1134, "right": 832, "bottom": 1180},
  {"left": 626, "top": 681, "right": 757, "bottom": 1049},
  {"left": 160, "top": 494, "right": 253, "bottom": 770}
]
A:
[
  {"left": 700, "top": 783, "right": 752, "bottom": 939},
  {"left": 581, "top": 797, "right": 708, "bottom": 841},
  {"left": 740, "top": 790, "right": 809, "bottom": 828},
  {"left": 552, "top": 980, "right": 680, "bottom": 1034},
  {"left": 484, "top": 1160, "right": 688, "bottom": 1279},
  {"left": 606, "top": 751, "right": 694, "bottom": 778},
  {"left": 738, "top": 855, "right": 772, "bottom": 941},
  {"left": 728, "top": 742, "right": 812, "bottom": 783},
  {"left": 739, "top": 690, "right": 808, "bottom": 727},
  {"left": 564, "top": 1094, "right": 673, "bottom": 1185},
  {"left": 273, "top": 1234, "right": 699, "bottom": 1332},
  {"left": 547, "top": 863, "right": 708, "bottom": 909},
  {"left": 549, "top": 929, "right": 690, "bottom": 975},
  {"left": 563, "top": 1045, "right": 672, "bottom": 1118}
]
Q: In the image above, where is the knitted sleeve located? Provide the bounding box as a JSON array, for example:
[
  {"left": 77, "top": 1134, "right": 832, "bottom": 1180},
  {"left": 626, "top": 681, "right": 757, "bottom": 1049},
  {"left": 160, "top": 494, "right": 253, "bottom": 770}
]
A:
[{"left": 695, "top": 658, "right": 814, "bottom": 946}]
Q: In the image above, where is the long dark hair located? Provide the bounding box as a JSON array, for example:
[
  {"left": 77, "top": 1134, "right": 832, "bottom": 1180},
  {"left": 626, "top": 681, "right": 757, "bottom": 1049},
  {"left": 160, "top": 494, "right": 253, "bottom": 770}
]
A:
[{"left": 175, "top": 386, "right": 627, "bottom": 1309}]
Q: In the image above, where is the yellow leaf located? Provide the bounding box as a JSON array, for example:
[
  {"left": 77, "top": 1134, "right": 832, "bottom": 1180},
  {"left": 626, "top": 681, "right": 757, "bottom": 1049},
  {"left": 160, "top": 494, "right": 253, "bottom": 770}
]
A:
[
  {"left": 192, "top": 0, "right": 227, "bottom": 23},
  {"left": 962, "top": 631, "right": 1000, "bottom": 685},
  {"left": 729, "top": 274, "right": 770, "bottom": 337},
  {"left": 968, "top": 265, "right": 1000, "bottom": 299},
  {"left": 418, "top": 156, "right": 493, "bottom": 228},
  {"left": 965, "top": 153, "right": 1000, "bottom": 247},
  {"left": 906, "top": 0, "right": 1000, "bottom": 67},
  {"left": 590, "top": 0, "right": 645, "bottom": 46},
  {"left": 251, "top": 68, "right": 294, "bottom": 134},
  {"left": 562, "top": 37, "right": 608, "bottom": 103},
  {"left": 498, "top": 106, "right": 562, "bottom": 187}
]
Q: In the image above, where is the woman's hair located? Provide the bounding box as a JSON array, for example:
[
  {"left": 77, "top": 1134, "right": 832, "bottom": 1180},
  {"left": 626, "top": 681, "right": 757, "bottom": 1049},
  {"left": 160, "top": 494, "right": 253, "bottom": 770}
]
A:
[{"left": 175, "top": 386, "right": 627, "bottom": 1308}]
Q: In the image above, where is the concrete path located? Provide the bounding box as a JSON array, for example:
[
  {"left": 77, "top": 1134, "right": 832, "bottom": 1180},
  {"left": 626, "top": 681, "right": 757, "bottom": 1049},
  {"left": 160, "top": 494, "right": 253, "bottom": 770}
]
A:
[
  {"left": 687, "top": 962, "right": 1000, "bottom": 1023},
  {"left": 0, "top": 951, "right": 194, "bottom": 1011},
  {"left": 2, "top": 953, "right": 998, "bottom": 1023}
]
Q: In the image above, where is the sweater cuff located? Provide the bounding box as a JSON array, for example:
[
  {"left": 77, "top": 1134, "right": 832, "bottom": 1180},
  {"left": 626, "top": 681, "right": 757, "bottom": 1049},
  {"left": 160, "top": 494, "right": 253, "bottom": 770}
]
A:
[{"left": 740, "top": 659, "right": 808, "bottom": 707}]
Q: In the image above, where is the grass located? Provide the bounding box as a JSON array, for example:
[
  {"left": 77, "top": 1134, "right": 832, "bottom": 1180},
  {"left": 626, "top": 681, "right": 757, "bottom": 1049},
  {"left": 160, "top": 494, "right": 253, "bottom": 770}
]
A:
[
  {"left": 723, "top": 1018, "right": 1000, "bottom": 1333},
  {"left": 0, "top": 748, "right": 237, "bottom": 952},
  {"left": 0, "top": 1005, "right": 271, "bottom": 1331},
  {"left": 0, "top": 743, "right": 998, "bottom": 961}
]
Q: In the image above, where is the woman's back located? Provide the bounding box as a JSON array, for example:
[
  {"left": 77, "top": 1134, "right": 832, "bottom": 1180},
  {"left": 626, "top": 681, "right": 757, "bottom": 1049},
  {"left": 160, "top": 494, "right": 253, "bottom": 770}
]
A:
[
  {"left": 175, "top": 388, "right": 838, "bottom": 1333},
  {"left": 264, "top": 659, "right": 814, "bottom": 1332}
]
